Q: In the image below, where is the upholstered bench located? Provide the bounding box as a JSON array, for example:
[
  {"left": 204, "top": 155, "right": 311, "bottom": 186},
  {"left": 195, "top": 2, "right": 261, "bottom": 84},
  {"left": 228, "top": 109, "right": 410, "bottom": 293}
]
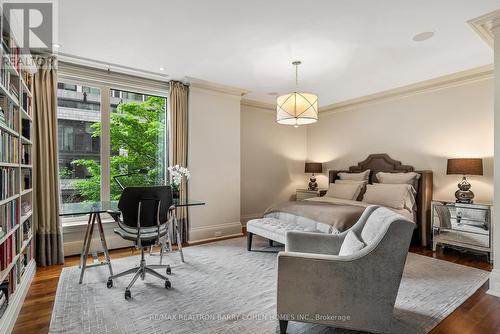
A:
[{"left": 246, "top": 217, "right": 327, "bottom": 251}]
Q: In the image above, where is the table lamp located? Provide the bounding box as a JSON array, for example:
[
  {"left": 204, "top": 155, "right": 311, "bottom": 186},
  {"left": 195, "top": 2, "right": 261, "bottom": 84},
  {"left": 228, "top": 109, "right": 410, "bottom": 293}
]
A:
[
  {"left": 446, "top": 158, "right": 483, "bottom": 203},
  {"left": 305, "top": 162, "right": 322, "bottom": 191}
]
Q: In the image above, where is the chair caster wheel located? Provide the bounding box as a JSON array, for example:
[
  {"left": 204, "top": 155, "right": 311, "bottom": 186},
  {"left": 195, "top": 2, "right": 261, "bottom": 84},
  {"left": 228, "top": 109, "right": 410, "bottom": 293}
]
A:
[
  {"left": 165, "top": 280, "right": 171, "bottom": 289},
  {"left": 166, "top": 265, "right": 171, "bottom": 275},
  {"left": 125, "top": 289, "right": 131, "bottom": 300},
  {"left": 106, "top": 279, "right": 113, "bottom": 288}
]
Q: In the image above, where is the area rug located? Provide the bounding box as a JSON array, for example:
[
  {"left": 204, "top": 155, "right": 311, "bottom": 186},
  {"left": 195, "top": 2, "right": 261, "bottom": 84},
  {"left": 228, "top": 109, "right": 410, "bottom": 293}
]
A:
[{"left": 49, "top": 237, "right": 489, "bottom": 334}]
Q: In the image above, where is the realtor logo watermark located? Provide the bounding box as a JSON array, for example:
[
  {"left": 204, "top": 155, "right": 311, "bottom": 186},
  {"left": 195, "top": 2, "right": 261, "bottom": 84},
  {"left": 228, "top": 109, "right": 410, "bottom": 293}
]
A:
[{"left": 3, "top": 1, "right": 54, "bottom": 54}]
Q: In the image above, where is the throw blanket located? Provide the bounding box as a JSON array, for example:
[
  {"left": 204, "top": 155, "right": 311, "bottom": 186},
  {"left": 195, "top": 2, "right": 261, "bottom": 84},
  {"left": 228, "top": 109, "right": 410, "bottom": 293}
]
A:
[{"left": 264, "top": 201, "right": 366, "bottom": 232}]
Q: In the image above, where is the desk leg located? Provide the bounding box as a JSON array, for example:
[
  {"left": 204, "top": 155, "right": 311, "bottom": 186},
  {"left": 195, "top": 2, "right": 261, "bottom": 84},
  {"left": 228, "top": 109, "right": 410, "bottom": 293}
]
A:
[
  {"left": 79, "top": 214, "right": 93, "bottom": 269},
  {"left": 173, "top": 211, "right": 184, "bottom": 263},
  {"left": 96, "top": 213, "right": 113, "bottom": 277},
  {"left": 79, "top": 213, "right": 96, "bottom": 284}
]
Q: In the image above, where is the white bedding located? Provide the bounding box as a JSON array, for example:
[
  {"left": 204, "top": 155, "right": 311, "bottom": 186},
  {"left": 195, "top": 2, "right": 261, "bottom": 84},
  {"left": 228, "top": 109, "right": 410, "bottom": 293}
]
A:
[
  {"left": 262, "top": 196, "right": 415, "bottom": 236},
  {"left": 305, "top": 196, "right": 415, "bottom": 222}
]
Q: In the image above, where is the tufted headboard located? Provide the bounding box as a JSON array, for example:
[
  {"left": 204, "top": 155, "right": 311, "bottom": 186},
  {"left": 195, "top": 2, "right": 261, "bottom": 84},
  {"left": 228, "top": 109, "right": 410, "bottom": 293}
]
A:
[{"left": 328, "top": 153, "right": 433, "bottom": 247}]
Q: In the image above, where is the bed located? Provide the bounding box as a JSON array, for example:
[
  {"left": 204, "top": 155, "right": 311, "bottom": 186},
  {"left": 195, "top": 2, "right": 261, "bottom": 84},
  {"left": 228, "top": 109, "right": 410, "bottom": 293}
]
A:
[
  {"left": 247, "top": 154, "right": 433, "bottom": 249},
  {"left": 327, "top": 154, "right": 433, "bottom": 246}
]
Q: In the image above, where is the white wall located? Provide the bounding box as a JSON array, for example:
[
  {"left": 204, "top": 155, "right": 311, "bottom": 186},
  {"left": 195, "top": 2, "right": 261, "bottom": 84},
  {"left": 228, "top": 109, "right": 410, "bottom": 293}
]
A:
[
  {"left": 240, "top": 104, "right": 307, "bottom": 221},
  {"left": 307, "top": 78, "right": 494, "bottom": 203},
  {"left": 188, "top": 86, "right": 242, "bottom": 241}
]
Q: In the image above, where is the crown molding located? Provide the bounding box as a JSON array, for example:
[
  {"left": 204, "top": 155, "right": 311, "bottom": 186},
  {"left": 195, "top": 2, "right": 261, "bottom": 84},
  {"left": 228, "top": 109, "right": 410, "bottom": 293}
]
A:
[
  {"left": 241, "top": 98, "right": 275, "bottom": 111},
  {"left": 468, "top": 10, "right": 500, "bottom": 48},
  {"left": 318, "top": 65, "right": 493, "bottom": 115},
  {"left": 185, "top": 77, "right": 249, "bottom": 97},
  {"left": 57, "top": 53, "right": 170, "bottom": 82},
  {"left": 240, "top": 65, "right": 493, "bottom": 115}
]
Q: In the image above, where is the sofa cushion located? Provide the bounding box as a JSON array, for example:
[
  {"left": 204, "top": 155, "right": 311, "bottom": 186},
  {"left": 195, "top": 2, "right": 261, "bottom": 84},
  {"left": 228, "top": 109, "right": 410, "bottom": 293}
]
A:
[{"left": 339, "top": 230, "right": 365, "bottom": 256}]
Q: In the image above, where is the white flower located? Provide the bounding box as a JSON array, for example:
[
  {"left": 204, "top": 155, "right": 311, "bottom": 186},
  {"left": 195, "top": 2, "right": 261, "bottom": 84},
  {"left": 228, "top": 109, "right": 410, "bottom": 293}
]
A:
[{"left": 168, "top": 165, "right": 190, "bottom": 186}]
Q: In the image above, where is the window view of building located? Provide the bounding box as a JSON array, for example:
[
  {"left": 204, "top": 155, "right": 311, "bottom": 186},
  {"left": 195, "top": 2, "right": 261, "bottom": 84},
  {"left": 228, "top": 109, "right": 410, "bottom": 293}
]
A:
[{"left": 57, "top": 83, "right": 167, "bottom": 204}]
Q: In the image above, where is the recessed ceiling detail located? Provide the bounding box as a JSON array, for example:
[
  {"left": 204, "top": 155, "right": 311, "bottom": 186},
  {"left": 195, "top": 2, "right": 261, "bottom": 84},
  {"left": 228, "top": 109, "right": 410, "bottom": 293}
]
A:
[{"left": 412, "top": 31, "right": 435, "bottom": 42}]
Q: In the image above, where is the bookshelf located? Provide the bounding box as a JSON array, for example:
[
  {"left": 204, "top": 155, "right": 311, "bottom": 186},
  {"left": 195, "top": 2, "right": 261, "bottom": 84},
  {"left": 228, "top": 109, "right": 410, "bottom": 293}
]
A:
[{"left": 0, "top": 7, "right": 36, "bottom": 334}]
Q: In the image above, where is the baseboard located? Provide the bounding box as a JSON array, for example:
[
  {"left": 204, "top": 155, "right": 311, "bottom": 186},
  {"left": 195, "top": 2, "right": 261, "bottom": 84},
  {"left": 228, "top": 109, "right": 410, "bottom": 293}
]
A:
[
  {"left": 487, "top": 269, "right": 500, "bottom": 298},
  {"left": 240, "top": 213, "right": 262, "bottom": 225},
  {"left": 188, "top": 222, "right": 243, "bottom": 242},
  {"left": 187, "top": 233, "right": 244, "bottom": 246}
]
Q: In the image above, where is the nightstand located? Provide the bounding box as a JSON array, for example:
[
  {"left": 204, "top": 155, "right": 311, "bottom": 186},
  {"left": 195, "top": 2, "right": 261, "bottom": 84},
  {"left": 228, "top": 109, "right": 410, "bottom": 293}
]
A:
[
  {"left": 296, "top": 188, "right": 327, "bottom": 201},
  {"left": 431, "top": 200, "right": 492, "bottom": 262}
]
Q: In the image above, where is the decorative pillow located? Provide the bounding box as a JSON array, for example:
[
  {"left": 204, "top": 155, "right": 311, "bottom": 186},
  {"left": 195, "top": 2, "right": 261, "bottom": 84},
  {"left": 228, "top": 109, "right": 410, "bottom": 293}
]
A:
[
  {"left": 335, "top": 179, "right": 368, "bottom": 201},
  {"left": 376, "top": 172, "right": 420, "bottom": 186},
  {"left": 362, "top": 184, "right": 416, "bottom": 211},
  {"left": 339, "top": 230, "right": 365, "bottom": 256},
  {"left": 325, "top": 183, "right": 363, "bottom": 201},
  {"left": 338, "top": 169, "right": 370, "bottom": 181}
]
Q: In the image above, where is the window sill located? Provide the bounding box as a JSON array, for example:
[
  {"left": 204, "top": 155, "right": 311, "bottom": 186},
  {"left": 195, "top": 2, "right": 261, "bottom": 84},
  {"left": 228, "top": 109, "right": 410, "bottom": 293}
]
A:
[{"left": 62, "top": 217, "right": 116, "bottom": 232}]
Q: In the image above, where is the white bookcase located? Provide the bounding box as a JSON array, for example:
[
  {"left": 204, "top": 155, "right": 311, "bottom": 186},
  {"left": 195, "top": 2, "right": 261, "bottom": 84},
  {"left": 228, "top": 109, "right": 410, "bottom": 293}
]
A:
[{"left": 0, "top": 6, "right": 36, "bottom": 333}]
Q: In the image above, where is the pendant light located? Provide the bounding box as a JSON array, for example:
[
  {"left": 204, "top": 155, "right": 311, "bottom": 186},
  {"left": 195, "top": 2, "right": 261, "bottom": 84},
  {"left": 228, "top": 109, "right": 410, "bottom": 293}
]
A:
[{"left": 276, "top": 61, "right": 318, "bottom": 127}]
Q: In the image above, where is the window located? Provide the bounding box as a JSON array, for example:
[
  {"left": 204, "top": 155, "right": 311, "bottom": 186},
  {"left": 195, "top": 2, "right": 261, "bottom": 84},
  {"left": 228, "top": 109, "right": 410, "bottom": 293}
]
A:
[
  {"left": 57, "top": 78, "right": 168, "bottom": 225},
  {"left": 109, "top": 89, "right": 167, "bottom": 199},
  {"left": 58, "top": 84, "right": 101, "bottom": 204}
]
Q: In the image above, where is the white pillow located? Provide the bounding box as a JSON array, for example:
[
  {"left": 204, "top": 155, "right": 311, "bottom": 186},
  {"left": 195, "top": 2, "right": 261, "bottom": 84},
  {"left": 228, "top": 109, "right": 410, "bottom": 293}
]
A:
[
  {"left": 335, "top": 179, "right": 368, "bottom": 200},
  {"left": 335, "top": 179, "right": 368, "bottom": 186},
  {"left": 325, "top": 183, "right": 363, "bottom": 200},
  {"left": 376, "top": 172, "right": 420, "bottom": 185},
  {"left": 362, "top": 184, "right": 416, "bottom": 211},
  {"left": 338, "top": 169, "right": 370, "bottom": 181},
  {"left": 339, "top": 230, "right": 365, "bottom": 256}
]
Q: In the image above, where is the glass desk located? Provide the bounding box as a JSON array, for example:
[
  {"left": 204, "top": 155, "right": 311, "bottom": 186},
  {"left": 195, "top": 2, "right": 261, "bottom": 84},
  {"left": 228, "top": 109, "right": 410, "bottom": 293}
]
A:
[{"left": 60, "top": 199, "right": 205, "bottom": 284}]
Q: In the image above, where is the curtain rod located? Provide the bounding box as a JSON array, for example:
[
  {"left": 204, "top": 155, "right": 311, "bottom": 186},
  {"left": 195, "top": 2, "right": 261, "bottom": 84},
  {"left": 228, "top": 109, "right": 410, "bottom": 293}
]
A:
[{"left": 57, "top": 52, "right": 170, "bottom": 82}]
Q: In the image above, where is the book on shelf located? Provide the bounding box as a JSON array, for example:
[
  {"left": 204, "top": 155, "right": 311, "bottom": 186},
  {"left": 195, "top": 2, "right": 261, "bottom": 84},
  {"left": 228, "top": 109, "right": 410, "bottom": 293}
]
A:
[
  {"left": 21, "top": 118, "right": 30, "bottom": 139},
  {"left": 22, "top": 92, "right": 32, "bottom": 115},
  {"left": 22, "top": 169, "right": 31, "bottom": 190},
  {"left": 0, "top": 168, "right": 18, "bottom": 199},
  {"left": 22, "top": 219, "right": 31, "bottom": 241},
  {"left": 0, "top": 96, "right": 18, "bottom": 131},
  {"left": 0, "top": 132, "right": 20, "bottom": 163},
  {"left": 20, "top": 201, "right": 31, "bottom": 217},
  {"left": 0, "top": 65, "right": 10, "bottom": 92},
  {"left": 0, "top": 289, "right": 7, "bottom": 319},
  {"left": 0, "top": 200, "right": 18, "bottom": 234},
  {"left": 22, "top": 72, "right": 32, "bottom": 90},
  {"left": 0, "top": 234, "right": 15, "bottom": 271}
]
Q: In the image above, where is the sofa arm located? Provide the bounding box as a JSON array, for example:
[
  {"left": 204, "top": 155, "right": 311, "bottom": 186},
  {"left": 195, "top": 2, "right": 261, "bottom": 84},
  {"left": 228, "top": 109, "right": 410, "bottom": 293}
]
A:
[
  {"left": 277, "top": 251, "right": 395, "bottom": 332},
  {"left": 285, "top": 231, "right": 345, "bottom": 255}
]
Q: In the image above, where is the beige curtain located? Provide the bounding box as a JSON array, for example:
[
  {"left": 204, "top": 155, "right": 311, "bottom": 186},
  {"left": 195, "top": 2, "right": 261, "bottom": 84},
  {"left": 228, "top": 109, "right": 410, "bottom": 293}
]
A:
[
  {"left": 33, "top": 56, "right": 64, "bottom": 266},
  {"left": 169, "top": 81, "right": 189, "bottom": 242}
]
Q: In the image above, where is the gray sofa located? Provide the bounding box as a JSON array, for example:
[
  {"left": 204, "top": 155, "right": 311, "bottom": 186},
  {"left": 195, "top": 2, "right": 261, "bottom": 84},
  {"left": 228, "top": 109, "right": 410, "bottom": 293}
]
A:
[{"left": 276, "top": 205, "right": 415, "bottom": 334}]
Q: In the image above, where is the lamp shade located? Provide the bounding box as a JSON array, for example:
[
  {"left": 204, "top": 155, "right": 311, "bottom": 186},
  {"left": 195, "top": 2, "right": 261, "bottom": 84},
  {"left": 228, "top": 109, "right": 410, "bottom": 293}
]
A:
[
  {"left": 305, "top": 162, "right": 322, "bottom": 174},
  {"left": 277, "top": 92, "right": 319, "bottom": 126},
  {"left": 446, "top": 158, "right": 483, "bottom": 176}
]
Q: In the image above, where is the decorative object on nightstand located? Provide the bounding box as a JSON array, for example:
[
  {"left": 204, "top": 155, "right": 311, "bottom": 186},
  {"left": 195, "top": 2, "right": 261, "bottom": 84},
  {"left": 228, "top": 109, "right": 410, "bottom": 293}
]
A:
[
  {"left": 304, "top": 162, "right": 322, "bottom": 190},
  {"left": 432, "top": 200, "right": 492, "bottom": 262},
  {"left": 296, "top": 188, "right": 327, "bottom": 201},
  {"left": 446, "top": 158, "right": 483, "bottom": 203}
]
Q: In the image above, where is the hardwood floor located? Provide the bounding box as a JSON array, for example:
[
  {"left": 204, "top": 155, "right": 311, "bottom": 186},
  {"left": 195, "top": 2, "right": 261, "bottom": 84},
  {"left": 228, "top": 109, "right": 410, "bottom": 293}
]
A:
[{"left": 11, "top": 239, "right": 500, "bottom": 334}]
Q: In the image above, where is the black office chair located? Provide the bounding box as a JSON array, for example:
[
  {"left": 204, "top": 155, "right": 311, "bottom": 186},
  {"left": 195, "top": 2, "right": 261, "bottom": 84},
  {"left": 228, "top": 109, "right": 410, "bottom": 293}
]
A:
[{"left": 106, "top": 186, "right": 174, "bottom": 300}]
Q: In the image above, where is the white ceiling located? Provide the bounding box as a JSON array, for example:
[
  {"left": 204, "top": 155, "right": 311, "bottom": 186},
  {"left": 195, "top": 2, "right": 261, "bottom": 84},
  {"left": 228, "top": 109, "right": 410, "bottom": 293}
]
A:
[{"left": 58, "top": 0, "right": 500, "bottom": 106}]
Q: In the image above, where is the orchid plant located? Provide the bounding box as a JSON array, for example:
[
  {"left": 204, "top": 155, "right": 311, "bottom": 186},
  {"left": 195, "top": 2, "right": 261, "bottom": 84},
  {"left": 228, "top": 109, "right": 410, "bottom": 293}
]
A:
[{"left": 167, "top": 165, "right": 190, "bottom": 193}]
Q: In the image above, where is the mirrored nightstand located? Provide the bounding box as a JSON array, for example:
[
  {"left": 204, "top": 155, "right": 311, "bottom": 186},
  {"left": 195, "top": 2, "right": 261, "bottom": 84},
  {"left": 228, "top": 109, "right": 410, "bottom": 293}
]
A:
[
  {"left": 296, "top": 188, "right": 327, "bottom": 201},
  {"left": 431, "top": 200, "right": 492, "bottom": 262}
]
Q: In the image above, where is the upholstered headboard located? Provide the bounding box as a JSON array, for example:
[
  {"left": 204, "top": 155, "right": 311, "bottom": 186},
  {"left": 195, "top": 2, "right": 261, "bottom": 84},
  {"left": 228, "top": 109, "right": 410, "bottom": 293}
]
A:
[{"left": 328, "top": 154, "right": 433, "bottom": 247}]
